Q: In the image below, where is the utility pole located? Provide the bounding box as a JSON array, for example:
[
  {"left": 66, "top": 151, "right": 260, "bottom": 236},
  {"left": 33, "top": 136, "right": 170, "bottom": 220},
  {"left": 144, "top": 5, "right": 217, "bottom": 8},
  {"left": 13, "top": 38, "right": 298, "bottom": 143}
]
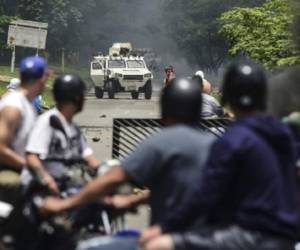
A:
[{"left": 11, "top": 44, "right": 16, "bottom": 73}]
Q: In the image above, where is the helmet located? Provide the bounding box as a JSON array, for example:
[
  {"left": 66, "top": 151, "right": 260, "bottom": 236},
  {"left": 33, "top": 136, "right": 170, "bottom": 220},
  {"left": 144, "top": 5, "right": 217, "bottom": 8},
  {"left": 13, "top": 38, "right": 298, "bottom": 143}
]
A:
[
  {"left": 221, "top": 61, "right": 267, "bottom": 111},
  {"left": 161, "top": 78, "right": 202, "bottom": 124},
  {"left": 20, "top": 56, "right": 47, "bottom": 82},
  {"left": 53, "top": 75, "right": 86, "bottom": 110}
]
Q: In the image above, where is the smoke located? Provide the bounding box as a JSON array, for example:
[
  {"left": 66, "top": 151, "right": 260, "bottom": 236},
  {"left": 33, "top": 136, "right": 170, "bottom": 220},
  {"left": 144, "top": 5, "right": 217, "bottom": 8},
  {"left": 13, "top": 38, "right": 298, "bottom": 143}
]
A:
[{"left": 77, "top": 0, "right": 194, "bottom": 84}]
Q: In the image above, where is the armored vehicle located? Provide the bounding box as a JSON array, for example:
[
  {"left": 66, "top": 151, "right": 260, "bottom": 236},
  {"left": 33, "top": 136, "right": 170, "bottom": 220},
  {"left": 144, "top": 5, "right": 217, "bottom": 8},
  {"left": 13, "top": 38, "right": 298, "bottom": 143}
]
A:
[{"left": 90, "top": 43, "right": 153, "bottom": 99}]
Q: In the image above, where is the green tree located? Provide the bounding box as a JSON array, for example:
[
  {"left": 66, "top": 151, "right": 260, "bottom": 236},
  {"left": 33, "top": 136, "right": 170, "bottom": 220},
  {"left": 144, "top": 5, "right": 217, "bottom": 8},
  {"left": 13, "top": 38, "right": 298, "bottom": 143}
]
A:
[
  {"left": 163, "top": 0, "right": 263, "bottom": 72},
  {"left": 290, "top": 0, "right": 300, "bottom": 52},
  {"left": 219, "top": 0, "right": 299, "bottom": 68},
  {"left": 0, "top": 0, "right": 15, "bottom": 48},
  {"left": 17, "top": 0, "right": 96, "bottom": 61}
]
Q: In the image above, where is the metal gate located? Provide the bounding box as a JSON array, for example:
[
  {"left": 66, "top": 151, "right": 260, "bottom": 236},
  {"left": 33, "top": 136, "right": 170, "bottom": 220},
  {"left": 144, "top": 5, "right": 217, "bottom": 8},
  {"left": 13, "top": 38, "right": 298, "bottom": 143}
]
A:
[{"left": 112, "top": 118, "right": 231, "bottom": 159}]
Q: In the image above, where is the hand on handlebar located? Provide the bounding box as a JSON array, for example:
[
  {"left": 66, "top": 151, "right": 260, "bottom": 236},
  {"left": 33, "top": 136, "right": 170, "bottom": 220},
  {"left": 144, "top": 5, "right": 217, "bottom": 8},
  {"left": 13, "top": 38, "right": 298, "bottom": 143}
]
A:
[{"left": 40, "top": 197, "right": 66, "bottom": 215}]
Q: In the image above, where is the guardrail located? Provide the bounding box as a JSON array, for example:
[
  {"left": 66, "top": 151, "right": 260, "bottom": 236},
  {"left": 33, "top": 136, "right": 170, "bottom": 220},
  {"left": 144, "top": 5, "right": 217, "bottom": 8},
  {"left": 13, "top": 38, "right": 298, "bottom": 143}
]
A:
[{"left": 112, "top": 118, "right": 231, "bottom": 159}]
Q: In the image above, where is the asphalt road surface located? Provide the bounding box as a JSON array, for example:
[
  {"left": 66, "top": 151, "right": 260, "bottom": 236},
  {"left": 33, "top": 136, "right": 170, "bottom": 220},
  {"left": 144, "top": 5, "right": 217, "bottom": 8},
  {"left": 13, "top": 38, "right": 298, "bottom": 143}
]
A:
[
  {"left": 75, "top": 91, "right": 160, "bottom": 160},
  {"left": 75, "top": 90, "right": 162, "bottom": 230}
]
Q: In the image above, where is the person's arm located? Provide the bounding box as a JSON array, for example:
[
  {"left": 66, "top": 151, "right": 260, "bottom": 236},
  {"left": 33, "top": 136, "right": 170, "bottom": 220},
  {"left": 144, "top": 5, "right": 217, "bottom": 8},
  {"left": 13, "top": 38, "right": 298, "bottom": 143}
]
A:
[
  {"left": 43, "top": 136, "right": 161, "bottom": 214},
  {"left": 0, "top": 107, "right": 25, "bottom": 169},
  {"left": 26, "top": 153, "right": 59, "bottom": 194},
  {"left": 85, "top": 154, "right": 101, "bottom": 171},
  {"left": 42, "top": 166, "right": 129, "bottom": 213},
  {"left": 106, "top": 190, "right": 150, "bottom": 210},
  {"left": 80, "top": 132, "right": 101, "bottom": 171},
  {"left": 160, "top": 138, "right": 236, "bottom": 233}
]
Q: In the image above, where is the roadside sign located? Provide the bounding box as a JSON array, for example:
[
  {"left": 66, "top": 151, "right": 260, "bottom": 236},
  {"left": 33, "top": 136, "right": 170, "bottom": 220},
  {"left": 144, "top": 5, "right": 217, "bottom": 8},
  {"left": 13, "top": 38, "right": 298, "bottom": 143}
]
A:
[
  {"left": 7, "top": 19, "right": 48, "bottom": 73},
  {"left": 10, "top": 20, "right": 48, "bottom": 29},
  {"left": 7, "top": 20, "right": 48, "bottom": 49}
]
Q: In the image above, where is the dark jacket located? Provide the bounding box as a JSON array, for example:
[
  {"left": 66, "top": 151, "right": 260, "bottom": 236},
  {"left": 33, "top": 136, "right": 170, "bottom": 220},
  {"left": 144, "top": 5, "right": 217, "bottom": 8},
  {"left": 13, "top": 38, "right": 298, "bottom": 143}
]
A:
[{"left": 161, "top": 115, "right": 299, "bottom": 239}]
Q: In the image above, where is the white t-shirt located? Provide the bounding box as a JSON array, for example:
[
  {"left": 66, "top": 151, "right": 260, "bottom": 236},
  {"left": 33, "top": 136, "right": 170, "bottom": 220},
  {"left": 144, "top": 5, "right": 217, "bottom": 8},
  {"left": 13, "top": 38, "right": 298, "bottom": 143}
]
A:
[
  {"left": 0, "top": 91, "right": 37, "bottom": 157},
  {"left": 26, "top": 108, "right": 93, "bottom": 178}
]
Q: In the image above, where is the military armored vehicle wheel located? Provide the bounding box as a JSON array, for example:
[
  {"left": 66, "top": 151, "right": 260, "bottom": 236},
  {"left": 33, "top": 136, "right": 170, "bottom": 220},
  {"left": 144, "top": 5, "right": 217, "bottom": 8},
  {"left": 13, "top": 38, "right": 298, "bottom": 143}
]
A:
[
  {"left": 95, "top": 87, "right": 104, "bottom": 99},
  {"left": 107, "top": 81, "right": 115, "bottom": 99},
  {"left": 144, "top": 80, "right": 152, "bottom": 100},
  {"left": 131, "top": 91, "right": 139, "bottom": 99}
]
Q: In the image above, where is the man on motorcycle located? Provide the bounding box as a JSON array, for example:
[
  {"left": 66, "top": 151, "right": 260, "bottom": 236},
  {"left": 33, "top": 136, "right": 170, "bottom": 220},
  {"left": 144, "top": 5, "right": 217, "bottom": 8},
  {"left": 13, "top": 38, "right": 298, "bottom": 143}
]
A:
[
  {"left": 141, "top": 61, "right": 299, "bottom": 250},
  {"left": 0, "top": 56, "right": 49, "bottom": 203},
  {"left": 42, "top": 78, "right": 215, "bottom": 227},
  {"left": 25, "top": 75, "right": 100, "bottom": 194}
]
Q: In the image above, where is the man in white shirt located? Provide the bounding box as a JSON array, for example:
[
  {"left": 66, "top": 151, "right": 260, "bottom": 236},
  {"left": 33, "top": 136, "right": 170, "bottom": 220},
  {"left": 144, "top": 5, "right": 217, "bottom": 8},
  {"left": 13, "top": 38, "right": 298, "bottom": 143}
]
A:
[
  {"left": 25, "top": 75, "right": 100, "bottom": 194},
  {"left": 194, "top": 70, "right": 224, "bottom": 118},
  {"left": 0, "top": 56, "right": 49, "bottom": 203}
]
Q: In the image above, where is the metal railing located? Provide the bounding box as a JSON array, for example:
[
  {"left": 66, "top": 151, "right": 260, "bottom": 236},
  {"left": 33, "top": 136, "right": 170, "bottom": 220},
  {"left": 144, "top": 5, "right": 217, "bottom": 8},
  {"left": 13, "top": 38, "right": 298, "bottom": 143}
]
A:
[{"left": 112, "top": 118, "right": 231, "bottom": 159}]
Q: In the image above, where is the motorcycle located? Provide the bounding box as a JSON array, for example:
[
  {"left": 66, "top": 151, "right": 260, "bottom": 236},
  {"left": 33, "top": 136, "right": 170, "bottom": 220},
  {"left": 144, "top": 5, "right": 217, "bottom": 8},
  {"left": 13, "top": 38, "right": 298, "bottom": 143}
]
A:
[{"left": 0, "top": 115, "right": 139, "bottom": 249}]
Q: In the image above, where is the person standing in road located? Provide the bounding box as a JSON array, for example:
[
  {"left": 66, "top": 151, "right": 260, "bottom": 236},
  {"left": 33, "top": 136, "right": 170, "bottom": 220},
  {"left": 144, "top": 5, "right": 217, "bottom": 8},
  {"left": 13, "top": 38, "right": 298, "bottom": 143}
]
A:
[
  {"left": 193, "top": 71, "right": 224, "bottom": 118},
  {"left": 164, "top": 65, "right": 176, "bottom": 87}
]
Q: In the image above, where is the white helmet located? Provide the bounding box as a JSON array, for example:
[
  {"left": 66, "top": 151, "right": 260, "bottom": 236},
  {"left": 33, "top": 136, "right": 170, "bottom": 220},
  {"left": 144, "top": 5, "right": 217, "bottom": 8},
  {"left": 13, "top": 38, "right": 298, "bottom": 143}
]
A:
[
  {"left": 195, "top": 70, "right": 204, "bottom": 79},
  {"left": 7, "top": 78, "right": 21, "bottom": 91}
]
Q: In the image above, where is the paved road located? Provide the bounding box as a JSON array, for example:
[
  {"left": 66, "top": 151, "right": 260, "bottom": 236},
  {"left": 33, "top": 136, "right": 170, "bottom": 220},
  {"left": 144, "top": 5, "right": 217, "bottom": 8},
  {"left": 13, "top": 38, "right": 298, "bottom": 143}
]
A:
[
  {"left": 75, "top": 91, "right": 160, "bottom": 160},
  {"left": 75, "top": 91, "right": 162, "bottom": 230}
]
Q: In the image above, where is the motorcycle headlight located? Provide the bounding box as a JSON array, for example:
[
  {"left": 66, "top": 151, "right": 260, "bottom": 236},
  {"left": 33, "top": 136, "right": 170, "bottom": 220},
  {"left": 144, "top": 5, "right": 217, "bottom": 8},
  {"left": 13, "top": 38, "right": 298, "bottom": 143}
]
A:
[{"left": 144, "top": 73, "right": 152, "bottom": 78}]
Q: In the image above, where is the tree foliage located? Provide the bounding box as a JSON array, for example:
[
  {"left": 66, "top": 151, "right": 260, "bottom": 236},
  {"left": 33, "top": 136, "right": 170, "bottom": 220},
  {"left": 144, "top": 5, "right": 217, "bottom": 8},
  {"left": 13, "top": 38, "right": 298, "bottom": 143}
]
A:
[
  {"left": 16, "top": 0, "right": 96, "bottom": 59},
  {"left": 290, "top": 0, "right": 300, "bottom": 52},
  {"left": 219, "top": 0, "right": 299, "bottom": 68},
  {"left": 163, "top": 0, "right": 263, "bottom": 72},
  {"left": 0, "top": 0, "right": 15, "bottom": 48},
  {"left": 1, "top": 0, "right": 298, "bottom": 70}
]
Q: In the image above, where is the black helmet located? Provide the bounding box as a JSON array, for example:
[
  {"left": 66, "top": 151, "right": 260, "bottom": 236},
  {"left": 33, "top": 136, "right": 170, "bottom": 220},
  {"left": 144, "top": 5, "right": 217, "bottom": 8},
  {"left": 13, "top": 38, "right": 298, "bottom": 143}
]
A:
[
  {"left": 221, "top": 61, "right": 267, "bottom": 111},
  {"left": 161, "top": 78, "right": 202, "bottom": 124},
  {"left": 53, "top": 74, "right": 86, "bottom": 110}
]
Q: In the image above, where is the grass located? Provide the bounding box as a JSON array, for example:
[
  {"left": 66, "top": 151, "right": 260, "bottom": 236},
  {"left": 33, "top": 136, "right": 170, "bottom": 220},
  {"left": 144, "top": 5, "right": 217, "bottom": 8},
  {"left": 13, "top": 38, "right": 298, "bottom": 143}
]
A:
[
  {"left": 0, "top": 66, "right": 19, "bottom": 78},
  {"left": 0, "top": 81, "right": 8, "bottom": 95},
  {"left": 0, "top": 64, "right": 92, "bottom": 107}
]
